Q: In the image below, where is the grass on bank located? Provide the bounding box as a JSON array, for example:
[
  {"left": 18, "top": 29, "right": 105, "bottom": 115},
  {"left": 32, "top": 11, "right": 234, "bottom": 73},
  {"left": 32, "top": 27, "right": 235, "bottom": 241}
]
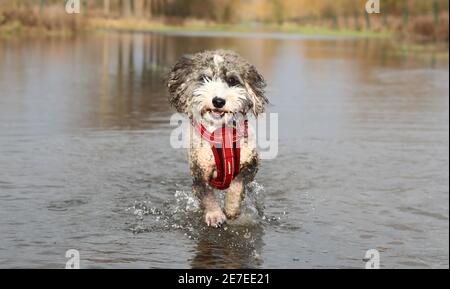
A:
[
  {"left": 0, "top": 8, "right": 391, "bottom": 39},
  {"left": 87, "top": 17, "right": 391, "bottom": 38},
  {"left": 0, "top": 10, "right": 447, "bottom": 58},
  {"left": 0, "top": 20, "right": 76, "bottom": 37}
]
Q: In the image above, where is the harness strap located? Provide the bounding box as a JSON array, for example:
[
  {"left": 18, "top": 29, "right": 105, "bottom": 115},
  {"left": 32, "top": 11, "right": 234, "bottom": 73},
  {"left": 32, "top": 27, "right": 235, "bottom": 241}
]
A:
[{"left": 194, "top": 120, "right": 247, "bottom": 190}]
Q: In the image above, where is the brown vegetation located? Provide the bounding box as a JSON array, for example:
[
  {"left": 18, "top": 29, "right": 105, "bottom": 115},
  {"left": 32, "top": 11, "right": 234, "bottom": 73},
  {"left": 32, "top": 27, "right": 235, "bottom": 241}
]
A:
[
  {"left": 0, "top": 4, "right": 83, "bottom": 35},
  {"left": 0, "top": 0, "right": 448, "bottom": 42}
]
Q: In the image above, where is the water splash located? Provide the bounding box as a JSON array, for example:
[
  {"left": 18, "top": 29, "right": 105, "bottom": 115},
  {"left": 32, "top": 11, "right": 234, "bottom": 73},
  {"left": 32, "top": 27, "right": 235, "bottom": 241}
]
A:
[
  {"left": 126, "top": 181, "right": 284, "bottom": 235},
  {"left": 173, "top": 190, "right": 200, "bottom": 213},
  {"left": 124, "top": 181, "right": 290, "bottom": 267}
]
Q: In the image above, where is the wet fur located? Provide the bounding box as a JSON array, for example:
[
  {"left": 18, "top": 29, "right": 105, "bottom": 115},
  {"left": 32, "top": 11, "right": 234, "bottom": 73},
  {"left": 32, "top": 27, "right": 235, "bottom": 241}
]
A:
[{"left": 167, "top": 50, "right": 267, "bottom": 227}]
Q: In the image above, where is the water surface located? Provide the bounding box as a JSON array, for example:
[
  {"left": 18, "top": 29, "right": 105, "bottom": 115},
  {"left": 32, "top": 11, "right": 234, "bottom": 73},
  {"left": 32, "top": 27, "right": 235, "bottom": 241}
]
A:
[{"left": 0, "top": 32, "right": 448, "bottom": 268}]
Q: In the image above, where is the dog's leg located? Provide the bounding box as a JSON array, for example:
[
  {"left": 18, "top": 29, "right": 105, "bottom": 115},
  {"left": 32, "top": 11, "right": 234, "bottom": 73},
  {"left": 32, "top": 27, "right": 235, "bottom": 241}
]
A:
[
  {"left": 224, "top": 176, "right": 244, "bottom": 219},
  {"left": 193, "top": 184, "right": 226, "bottom": 227}
]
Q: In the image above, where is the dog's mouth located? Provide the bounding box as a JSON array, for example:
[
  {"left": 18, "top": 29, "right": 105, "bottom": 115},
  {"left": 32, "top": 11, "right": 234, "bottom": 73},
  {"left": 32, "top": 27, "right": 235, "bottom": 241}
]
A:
[
  {"left": 198, "top": 107, "right": 247, "bottom": 124},
  {"left": 203, "top": 108, "right": 232, "bottom": 120}
]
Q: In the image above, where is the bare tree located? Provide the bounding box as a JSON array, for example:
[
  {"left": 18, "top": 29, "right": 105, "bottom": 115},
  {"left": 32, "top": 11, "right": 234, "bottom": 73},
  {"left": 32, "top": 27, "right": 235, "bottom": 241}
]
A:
[
  {"left": 103, "top": 0, "right": 110, "bottom": 16},
  {"left": 121, "top": 0, "right": 132, "bottom": 17},
  {"left": 135, "top": 0, "right": 145, "bottom": 18}
]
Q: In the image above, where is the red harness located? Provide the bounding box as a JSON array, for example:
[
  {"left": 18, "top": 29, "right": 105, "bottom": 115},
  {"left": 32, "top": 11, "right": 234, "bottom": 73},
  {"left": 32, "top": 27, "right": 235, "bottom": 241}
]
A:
[{"left": 194, "top": 120, "right": 248, "bottom": 190}]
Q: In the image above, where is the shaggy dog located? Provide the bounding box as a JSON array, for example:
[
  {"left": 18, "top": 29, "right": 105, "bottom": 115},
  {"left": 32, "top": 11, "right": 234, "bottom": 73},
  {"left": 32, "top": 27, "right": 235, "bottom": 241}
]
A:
[{"left": 167, "top": 50, "right": 268, "bottom": 227}]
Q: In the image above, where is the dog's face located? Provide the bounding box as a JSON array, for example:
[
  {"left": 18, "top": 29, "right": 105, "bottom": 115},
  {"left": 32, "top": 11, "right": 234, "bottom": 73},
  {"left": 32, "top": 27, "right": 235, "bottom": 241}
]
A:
[{"left": 167, "top": 50, "right": 267, "bottom": 126}]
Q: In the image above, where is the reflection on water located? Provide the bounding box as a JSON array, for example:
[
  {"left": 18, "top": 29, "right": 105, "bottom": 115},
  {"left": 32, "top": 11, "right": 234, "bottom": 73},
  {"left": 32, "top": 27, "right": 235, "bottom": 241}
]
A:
[
  {"left": 0, "top": 31, "right": 448, "bottom": 268},
  {"left": 191, "top": 225, "right": 265, "bottom": 269}
]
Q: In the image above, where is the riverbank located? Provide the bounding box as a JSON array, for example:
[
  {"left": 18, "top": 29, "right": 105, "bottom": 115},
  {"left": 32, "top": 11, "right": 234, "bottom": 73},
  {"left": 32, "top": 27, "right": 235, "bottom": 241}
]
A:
[
  {"left": 0, "top": 14, "right": 448, "bottom": 59},
  {"left": 87, "top": 18, "right": 390, "bottom": 38},
  {"left": 0, "top": 16, "right": 390, "bottom": 39}
]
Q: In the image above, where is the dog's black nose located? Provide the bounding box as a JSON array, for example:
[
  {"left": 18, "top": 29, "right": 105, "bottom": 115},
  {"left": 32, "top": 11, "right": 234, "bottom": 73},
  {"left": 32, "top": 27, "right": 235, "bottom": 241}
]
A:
[{"left": 212, "top": 97, "right": 226, "bottom": 108}]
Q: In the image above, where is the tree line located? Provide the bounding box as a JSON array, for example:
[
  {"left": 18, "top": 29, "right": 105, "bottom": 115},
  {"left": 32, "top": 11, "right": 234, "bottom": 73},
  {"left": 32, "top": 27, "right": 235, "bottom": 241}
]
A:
[
  {"left": 1, "top": 0, "right": 448, "bottom": 41},
  {"left": 2, "top": 0, "right": 447, "bottom": 24}
]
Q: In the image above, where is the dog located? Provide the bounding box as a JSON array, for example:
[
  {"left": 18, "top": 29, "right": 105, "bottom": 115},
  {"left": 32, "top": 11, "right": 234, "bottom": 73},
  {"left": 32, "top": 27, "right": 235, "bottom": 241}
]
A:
[{"left": 167, "top": 50, "right": 268, "bottom": 227}]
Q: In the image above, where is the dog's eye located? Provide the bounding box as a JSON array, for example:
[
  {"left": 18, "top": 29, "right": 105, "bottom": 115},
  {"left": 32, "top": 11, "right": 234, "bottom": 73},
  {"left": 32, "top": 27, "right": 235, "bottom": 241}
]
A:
[
  {"left": 227, "top": 76, "right": 241, "bottom": 87},
  {"left": 198, "top": 74, "right": 211, "bottom": 82}
]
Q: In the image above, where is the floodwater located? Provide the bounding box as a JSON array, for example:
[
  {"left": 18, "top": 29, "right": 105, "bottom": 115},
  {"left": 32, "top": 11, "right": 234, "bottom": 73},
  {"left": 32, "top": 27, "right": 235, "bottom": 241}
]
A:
[{"left": 0, "top": 31, "right": 448, "bottom": 269}]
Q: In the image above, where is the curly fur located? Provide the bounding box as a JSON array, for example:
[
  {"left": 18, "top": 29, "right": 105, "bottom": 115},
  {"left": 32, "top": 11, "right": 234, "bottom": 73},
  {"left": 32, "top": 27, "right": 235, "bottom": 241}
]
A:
[{"left": 167, "top": 50, "right": 268, "bottom": 227}]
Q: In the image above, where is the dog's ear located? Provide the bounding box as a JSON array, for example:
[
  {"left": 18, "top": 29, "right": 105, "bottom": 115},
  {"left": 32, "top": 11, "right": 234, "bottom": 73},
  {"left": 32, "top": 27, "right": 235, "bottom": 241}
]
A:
[
  {"left": 244, "top": 65, "right": 268, "bottom": 116},
  {"left": 167, "top": 54, "right": 194, "bottom": 114}
]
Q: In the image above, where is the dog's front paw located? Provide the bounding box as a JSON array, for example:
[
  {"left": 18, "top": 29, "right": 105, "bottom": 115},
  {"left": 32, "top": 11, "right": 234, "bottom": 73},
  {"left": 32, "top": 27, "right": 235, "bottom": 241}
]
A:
[
  {"left": 224, "top": 209, "right": 240, "bottom": 220},
  {"left": 205, "top": 210, "right": 227, "bottom": 228}
]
